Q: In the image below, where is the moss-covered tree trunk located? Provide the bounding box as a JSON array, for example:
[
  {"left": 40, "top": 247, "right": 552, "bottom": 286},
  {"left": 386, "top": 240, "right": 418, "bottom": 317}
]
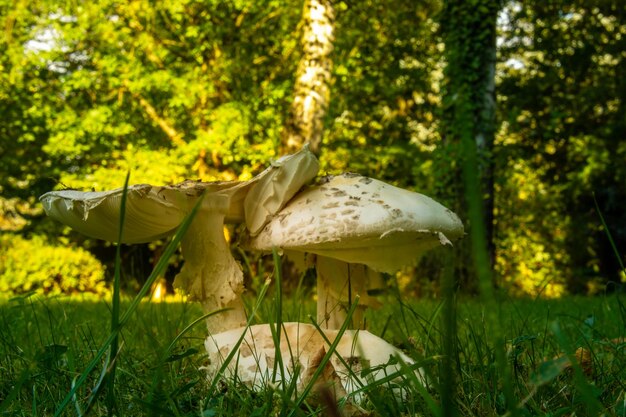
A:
[
  {"left": 282, "top": 0, "right": 335, "bottom": 154},
  {"left": 439, "top": 4, "right": 519, "bottom": 414},
  {"left": 439, "top": 0, "right": 499, "bottom": 292}
]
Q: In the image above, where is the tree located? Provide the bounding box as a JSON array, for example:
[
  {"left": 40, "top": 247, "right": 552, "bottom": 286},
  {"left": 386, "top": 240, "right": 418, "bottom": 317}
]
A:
[
  {"left": 1, "top": 0, "right": 305, "bottom": 289},
  {"left": 439, "top": 0, "right": 500, "bottom": 291},
  {"left": 281, "top": 0, "right": 335, "bottom": 154},
  {"left": 497, "top": 0, "right": 626, "bottom": 294}
]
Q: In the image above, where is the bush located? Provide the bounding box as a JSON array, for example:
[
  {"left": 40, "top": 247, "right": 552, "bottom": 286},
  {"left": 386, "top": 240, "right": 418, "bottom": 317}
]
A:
[{"left": 0, "top": 235, "right": 107, "bottom": 295}]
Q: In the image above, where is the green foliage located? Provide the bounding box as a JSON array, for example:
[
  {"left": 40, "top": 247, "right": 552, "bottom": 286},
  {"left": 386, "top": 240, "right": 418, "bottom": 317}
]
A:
[
  {"left": 495, "top": 158, "right": 570, "bottom": 298},
  {"left": 1, "top": 0, "right": 624, "bottom": 296},
  {"left": 498, "top": 1, "right": 626, "bottom": 292},
  {"left": 0, "top": 235, "right": 106, "bottom": 295},
  {"left": 324, "top": 0, "right": 441, "bottom": 189},
  {"left": 2, "top": 0, "right": 302, "bottom": 199}
]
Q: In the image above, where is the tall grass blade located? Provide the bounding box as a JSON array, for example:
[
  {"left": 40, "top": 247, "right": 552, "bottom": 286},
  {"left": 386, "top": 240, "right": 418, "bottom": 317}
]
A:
[
  {"left": 460, "top": 114, "right": 516, "bottom": 414},
  {"left": 206, "top": 278, "right": 272, "bottom": 395},
  {"left": 164, "top": 311, "right": 225, "bottom": 358},
  {"left": 54, "top": 189, "right": 208, "bottom": 416},
  {"left": 268, "top": 249, "right": 286, "bottom": 391},
  {"left": 107, "top": 170, "right": 130, "bottom": 414},
  {"left": 593, "top": 192, "right": 625, "bottom": 274},
  {"left": 31, "top": 384, "right": 37, "bottom": 416},
  {"left": 71, "top": 376, "right": 87, "bottom": 416},
  {"left": 441, "top": 260, "right": 457, "bottom": 417}
]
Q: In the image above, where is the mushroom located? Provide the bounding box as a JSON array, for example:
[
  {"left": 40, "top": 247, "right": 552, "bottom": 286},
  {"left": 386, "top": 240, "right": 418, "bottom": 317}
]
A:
[
  {"left": 246, "top": 173, "right": 464, "bottom": 329},
  {"left": 204, "top": 322, "right": 421, "bottom": 402},
  {"left": 39, "top": 146, "right": 319, "bottom": 333}
]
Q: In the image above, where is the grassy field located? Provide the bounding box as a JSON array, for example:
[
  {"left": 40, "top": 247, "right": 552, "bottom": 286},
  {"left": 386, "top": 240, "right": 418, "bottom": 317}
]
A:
[{"left": 1, "top": 287, "right": 625, "bottom": 416}]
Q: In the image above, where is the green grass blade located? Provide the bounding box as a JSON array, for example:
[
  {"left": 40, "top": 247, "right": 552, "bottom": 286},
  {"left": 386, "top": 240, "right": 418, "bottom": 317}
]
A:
[
  {"left": 107, "top": 170, "right": 130, "bottom": 414},
  {"left": 441, "top": 259, "right": 457, "bottom": 417},
  {"left": 460, "top": 110, "right": 516, "bottom": 415},
  {"left": 54, "top": 189, "right": 207, "bottom": 416},
  {"left": 268, "top": 249, "right": 286, "bottom": 391},
  {"left": 206, "top": 278, "right": 271, "bottom": 395},
  {"left": 593, "top": 192, "right": 625, "bottom": 274},
  {"left": 164, "top": 310, "right": 227, "bottom": 358},
  {"left": 71, "top": 377, "right": 84, "bottom": 416}
]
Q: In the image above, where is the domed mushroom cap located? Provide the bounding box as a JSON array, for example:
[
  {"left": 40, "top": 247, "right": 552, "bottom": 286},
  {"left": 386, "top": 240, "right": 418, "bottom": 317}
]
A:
[
  {"left": 40, "top": 180, "right": 249, "bottom": 244},
  {"left": 247, "top": 173, "right": 464, "bottom": 273}
]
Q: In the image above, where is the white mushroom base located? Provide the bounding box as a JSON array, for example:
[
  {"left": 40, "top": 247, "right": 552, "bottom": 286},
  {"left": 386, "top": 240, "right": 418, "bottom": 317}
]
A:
[{"left": 203, "top": 322, "right": 423, "bottom": 402}]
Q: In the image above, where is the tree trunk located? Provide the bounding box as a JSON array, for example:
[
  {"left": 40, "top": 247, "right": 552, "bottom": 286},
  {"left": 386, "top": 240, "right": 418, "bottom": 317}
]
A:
[
  {"left": 477, "top": 40, "right": 497, "bottom": 271},
  {"left": 282, "top": 0, "right": 335, "bottom": 155},
  {"left": 439, "top": 0, "right": 498, "bottom": 291}
]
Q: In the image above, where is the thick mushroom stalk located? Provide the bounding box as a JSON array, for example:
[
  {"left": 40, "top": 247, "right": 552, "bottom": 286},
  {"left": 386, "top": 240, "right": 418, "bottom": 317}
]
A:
[
  {"left": 315, "top": 256, "right": 382, "bottom": 329},
  {"left": 174, "top": 194, "right": 247, "bottom": 332},
  {"left": 247, "top": 173, "right": 464, "bottom": 330}
]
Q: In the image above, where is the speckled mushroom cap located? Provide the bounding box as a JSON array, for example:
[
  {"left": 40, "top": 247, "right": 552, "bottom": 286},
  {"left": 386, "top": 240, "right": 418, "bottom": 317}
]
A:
[
  {"left": 40, "top": 180, "right": 250, "bottom": 244},
  {"left": 246, "top": 173, "right": 464, "bottom": 273}
]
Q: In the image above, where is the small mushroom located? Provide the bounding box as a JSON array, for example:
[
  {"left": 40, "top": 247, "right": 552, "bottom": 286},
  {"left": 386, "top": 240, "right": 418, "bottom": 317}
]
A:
[
  {"left": 204, "top": 322, "right": 421, "bottom": 402},
  {"left": 40, "top": 146, "right": 319, "bottom": 333},
  {"left": 246, "top": 173, "right": 464, "bottom": 329}
]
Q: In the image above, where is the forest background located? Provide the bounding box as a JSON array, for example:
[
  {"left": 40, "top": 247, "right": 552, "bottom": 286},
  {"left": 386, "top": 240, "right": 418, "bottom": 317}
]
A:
[{"left": 1, "top": 0, "right": 625, "bottom": 300}]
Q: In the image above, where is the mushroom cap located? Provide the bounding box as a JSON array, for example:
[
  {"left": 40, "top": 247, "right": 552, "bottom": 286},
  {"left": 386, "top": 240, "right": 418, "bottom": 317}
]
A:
[
  {"left": 244, "top": 143, "right": 319, "bottom": 236},
  {"left": 246, "top": 173, "right": 464, "bottom": 273},
  {"left": 204, "top": 322, "right": 420, "bottom": 400},
  {"left": 40, "top": 180, "right": 249, "bottom": 244},
  {"left": 40, "top": 146, "right": 319, "bottom": 245}
]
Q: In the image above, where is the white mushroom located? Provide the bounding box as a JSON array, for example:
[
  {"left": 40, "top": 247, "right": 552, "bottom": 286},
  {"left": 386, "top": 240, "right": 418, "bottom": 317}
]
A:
[
  {"left": 244, "top": 143, "right": 320, "bottom": 236},
  {"left": 204, "top": 322, "right": 421, "bottom": 402},
  {"left": 246, "top": 173, "right": 464, "bottom": 329},
  {"left": 40, "top": 146, "right": 319, "bottom": 333}
]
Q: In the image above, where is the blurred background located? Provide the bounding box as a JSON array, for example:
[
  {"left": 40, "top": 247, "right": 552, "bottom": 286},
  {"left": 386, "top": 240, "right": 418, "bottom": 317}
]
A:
[{"left": 1, "top": 0, "right": 624, "bottom": 299}]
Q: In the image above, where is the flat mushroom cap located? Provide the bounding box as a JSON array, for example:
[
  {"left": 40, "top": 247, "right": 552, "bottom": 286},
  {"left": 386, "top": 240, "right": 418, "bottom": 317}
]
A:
[
  {"left": 39, "top": 145, "right": 319, "bottom": 245},
  {"left": 247, "top": 173, "right": 464, "bottom": 273},
  {"left": 40, "top": 180, "right": 249, "bottom": 244}
]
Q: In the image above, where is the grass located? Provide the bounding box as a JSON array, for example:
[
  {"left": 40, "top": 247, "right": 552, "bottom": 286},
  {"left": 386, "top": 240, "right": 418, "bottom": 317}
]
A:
[
  {"left": 2, "top": 173, "right": 624, "bottom": 416},
  {"left": 1, "top": 288, "right": 625, "bottom": 416}
]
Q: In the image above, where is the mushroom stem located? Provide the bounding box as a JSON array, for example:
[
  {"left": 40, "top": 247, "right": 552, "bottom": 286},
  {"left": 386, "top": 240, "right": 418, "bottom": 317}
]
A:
[
  {"left": 174, "top": 196, "right": 247, "bottom": 334},
  {"left": 315, "top": 256, "right": 382, "bottom": 329},
  {"left": 202, "top": 297, "right": 247, "bottom": 335}
]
